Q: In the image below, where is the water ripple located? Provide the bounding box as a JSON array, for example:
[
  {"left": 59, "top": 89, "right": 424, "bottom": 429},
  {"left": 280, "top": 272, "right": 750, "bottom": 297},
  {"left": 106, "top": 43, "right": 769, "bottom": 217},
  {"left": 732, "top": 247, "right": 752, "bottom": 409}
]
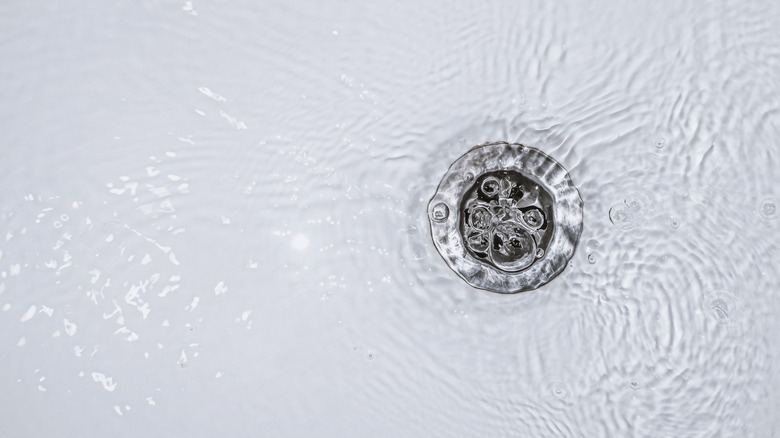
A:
[{"left": 2, "top": 0, "right": 780, "bottom": 436}]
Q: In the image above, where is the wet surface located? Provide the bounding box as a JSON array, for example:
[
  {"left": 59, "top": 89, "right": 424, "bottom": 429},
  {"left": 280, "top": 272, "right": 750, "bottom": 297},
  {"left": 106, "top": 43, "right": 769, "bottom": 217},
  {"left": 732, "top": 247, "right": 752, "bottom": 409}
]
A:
[{"left": 1, "top": 0, "right": 780, "bottom": 436}]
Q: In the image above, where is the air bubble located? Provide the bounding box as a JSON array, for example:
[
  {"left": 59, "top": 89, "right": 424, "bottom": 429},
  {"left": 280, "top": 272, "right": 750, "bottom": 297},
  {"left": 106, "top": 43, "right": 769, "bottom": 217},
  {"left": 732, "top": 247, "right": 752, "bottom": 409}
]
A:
[
  {"left": 629, "top": 380, "right": 641, "bottom": 390},
  {"left": 609, "top": 203, "right": 636, "bottom": 230},
  {"left": 669, "top": 216, "right": 680, "bottom": 229},
  {"left": 710, "top": 297, "right": 732, "bottom": 325},
  {"left": 624, "top": 192, "right": 652, "bottom": 217},
  {"left": 468, "top": 205, "right": 491, "bottom": 230},
  {"left": 523, "top": 209, "right": 544, "bottom": 230},
  {"left": 587, "top": 254, "right": 596, "bottom": 264},
  {"left": 480, "top": 177, "right": 500, "bottom": 198},
  {"left": 704, "top": 291, "right": 740, "bottom": 325},
  {"left": 431, "top": 203, "right": 449, "bottom": 221},
  {"left": 490, "top": 223, "right": 537, "bottom": 272},
  {"left": 466, "top": 232, "right": 490, "bottom": 253},
  {"left": 655, "top": 138, "right": 665, "bottom": 148},
  {"left": 759, "top": 198, "right": 777, "bottom": 221},
  {"left": 550, "top": 382, "right": 568, "bottom": 399}
]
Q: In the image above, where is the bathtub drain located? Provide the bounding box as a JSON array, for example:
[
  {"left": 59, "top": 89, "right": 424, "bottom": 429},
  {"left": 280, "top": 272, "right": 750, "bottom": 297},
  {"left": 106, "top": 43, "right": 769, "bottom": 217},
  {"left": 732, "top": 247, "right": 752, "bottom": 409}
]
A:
[{"left": 428, "top": 142, "right": 583, "bottom": 293}]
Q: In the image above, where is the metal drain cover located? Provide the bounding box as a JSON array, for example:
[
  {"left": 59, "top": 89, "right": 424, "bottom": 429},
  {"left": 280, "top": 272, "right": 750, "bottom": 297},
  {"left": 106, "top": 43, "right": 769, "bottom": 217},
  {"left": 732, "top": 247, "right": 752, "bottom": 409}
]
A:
[{"left": 428, "top": 142, "right": 583, "bottom": 293}]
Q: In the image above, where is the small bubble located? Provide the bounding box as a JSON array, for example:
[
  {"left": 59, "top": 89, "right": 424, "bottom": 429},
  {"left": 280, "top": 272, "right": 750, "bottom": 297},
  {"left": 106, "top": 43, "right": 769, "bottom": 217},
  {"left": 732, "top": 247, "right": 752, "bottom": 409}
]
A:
[
  {"left": 431, "top": 203, "right": 449, "bottom": 222},
  {"left": 480, "top": 177, "right": 500, "bottom": 197},
  {"left": 710, "top": 297, "right": 731, "bottom": 325},
  {"left": 523, "top": 209, "right": 544, "bottom": 230},
  {"left": 704, "top": 291, "right": 740, "bottom": 325},
  {"left": 669, "top": 216, "right": 680, "bottom": 229},
  {"left": 463, "top": 172, "right": 474, "bottom": 182},
  {"left": 655, "top": 138, "right": 665, "bottom": 148},
  {"left": 587, "top": 254, "right": 596, "bottom": 264},
  {"left": 367, "top": 353, "right": 374, "bottom": 360},
  {"left": 759, "top": 199, "right": 778, "bottom": 221},
  {"left": 551, "top": 382, "right": 568, "bottom": 399},
  {"left": 585, "top": 239, "right": 600, "bottom": 252},
  {"left": 624, "top": 192, "right": 651, "bottom": 217},
  {"left": 609, "top": 203, "right": 636, "bottom": 230},
  {"left": 629, "top": 380, "right": 640, "bottom": 390}
]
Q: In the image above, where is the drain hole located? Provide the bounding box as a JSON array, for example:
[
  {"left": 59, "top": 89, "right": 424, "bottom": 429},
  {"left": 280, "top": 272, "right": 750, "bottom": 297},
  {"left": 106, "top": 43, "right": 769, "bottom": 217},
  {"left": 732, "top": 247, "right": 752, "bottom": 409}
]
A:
[
  {"left": 460, "top": 171, "right": 554, "bottom": 272},
  {"left": 428, "top": 142, "right": 583, "bottom": 293}
]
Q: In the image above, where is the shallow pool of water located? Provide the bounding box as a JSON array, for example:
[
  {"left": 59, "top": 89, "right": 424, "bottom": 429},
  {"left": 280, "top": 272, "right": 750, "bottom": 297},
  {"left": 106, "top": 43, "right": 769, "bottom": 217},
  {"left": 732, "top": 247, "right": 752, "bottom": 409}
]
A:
[{"left": 1, "top": 1, "right": 779, "bottom": 436}]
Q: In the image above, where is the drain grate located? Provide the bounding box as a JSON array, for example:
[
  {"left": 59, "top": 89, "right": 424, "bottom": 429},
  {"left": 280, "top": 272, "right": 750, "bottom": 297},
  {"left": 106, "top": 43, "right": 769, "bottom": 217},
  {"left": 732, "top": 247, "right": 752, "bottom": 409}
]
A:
[{"left": 428, "top": 142, "right": 583, "bottom": 293}]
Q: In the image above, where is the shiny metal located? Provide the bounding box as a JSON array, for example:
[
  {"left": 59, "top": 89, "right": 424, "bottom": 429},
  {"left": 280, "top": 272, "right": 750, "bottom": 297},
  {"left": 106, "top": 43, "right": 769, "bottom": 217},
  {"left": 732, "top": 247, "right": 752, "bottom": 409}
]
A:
[{"left": 428, "top": 142, "right": 583, "bottom": 293}]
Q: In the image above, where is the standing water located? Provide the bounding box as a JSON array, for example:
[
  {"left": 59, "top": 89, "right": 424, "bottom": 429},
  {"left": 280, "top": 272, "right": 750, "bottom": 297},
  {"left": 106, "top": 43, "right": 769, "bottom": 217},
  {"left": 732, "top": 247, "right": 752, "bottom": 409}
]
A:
[{"left": 1, "top": 1, "right": 779, "bottom": 436}]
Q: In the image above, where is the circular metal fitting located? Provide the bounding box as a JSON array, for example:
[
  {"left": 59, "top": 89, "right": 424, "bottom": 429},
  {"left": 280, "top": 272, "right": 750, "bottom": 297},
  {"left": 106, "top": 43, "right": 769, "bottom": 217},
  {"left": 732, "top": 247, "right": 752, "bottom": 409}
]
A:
[{"left": 428, "top": 142, "right": 583, "bottom": 293}]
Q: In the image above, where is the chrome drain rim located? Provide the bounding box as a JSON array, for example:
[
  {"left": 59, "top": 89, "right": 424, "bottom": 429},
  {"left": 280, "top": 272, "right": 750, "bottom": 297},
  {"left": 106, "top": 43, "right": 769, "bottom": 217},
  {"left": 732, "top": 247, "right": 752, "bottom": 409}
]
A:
[{"left": 428, "top": 142, "right": 583, "bottom": 293}]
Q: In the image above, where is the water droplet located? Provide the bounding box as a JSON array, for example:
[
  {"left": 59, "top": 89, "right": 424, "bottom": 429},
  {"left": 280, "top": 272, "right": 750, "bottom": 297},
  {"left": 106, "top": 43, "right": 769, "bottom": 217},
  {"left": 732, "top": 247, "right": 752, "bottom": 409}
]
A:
[
  {"left": 655, "top": 138, "right": 665, "bottom": 148},
  {"left": 587, "top": 254, "right": 596, "bottom": 264},
  {"left": 759, "top": 198, "right": 778, "bottom": 221},
  {"left": 609, "top": 203, "right": 636, "bottom": 230},
  {"left": 669, "top": 215, "right": 680, "bottom": 229},
  {"left": 431, "top": 203, "right": 449, "bottom": 221}
]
